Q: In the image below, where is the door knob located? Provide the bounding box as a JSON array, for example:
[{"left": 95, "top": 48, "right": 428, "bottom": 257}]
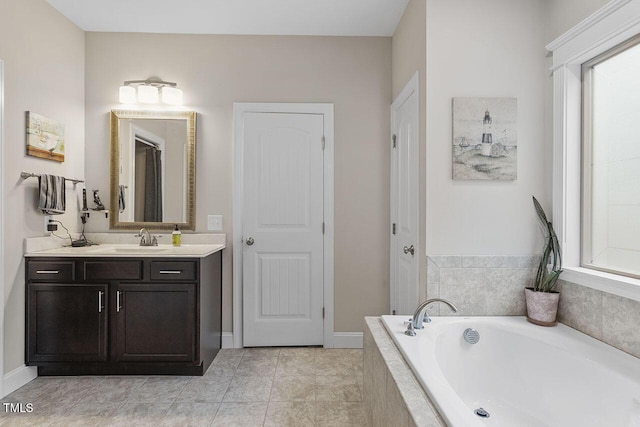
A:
[
  {"left": 403, "top": 245, "right": 415, "bottom": 256},
  {"left": 246, "top": 237, "right": 254, "bottom": 246}
]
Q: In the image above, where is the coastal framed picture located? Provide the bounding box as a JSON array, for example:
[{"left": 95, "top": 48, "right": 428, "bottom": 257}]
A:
[
  {"left": 26, "top": 111, "right": 65, "bottom": 162},
  {"left": 452, "top": 97, "right": 517, "bottom": 180}
]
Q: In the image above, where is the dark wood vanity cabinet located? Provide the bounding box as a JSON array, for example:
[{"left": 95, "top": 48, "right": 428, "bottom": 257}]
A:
[
  {"left": 114, "top": 283, "right": 196, "bottom": 362},
  {"left": 27, "top": 283, "right": 108, "bottom": 363},
  {"left": 25, "top": 252, "right": 222, "bottom": 376}
]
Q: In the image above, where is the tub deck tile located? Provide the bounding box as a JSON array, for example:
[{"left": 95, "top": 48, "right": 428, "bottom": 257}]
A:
[{"left": 364, "top": 317, "right": 445, "bottom": 427}]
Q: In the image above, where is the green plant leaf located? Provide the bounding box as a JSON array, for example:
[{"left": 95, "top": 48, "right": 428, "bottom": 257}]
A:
[
  {"left": 544, "top": 269, "right": 563, "bottom": 292},
  {"left": 532, "top": 196, "right": 548, "bottom": 226},
  {"left": 549, "top": 224, "right": 562, "bottom": 270},
  {"left": 532, "top": 195, "right": 563, "bottom": 292},
  {"left": 535, "top": 242, "right": 552, "bottom": 291}
]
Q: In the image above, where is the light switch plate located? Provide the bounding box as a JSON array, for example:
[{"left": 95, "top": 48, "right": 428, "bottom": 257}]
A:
[{"left": 207, "top": 215, "right": 223, "bottom": 231}]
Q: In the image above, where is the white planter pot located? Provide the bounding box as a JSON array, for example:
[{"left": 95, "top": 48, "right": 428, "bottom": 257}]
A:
[{"left": 524, "top": 287, "right": 560, "bottom": 326}]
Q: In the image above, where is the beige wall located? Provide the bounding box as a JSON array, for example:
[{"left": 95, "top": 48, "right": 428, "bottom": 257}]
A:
[
  {"left": 544, "top": 0, "right": 612, "bottom": 44},
  {"left": 426, "top": 0, "right": 548, "bottom": 256},
  {"left": 84, "top": 33, "right": 392, "bottom": 333},
  {"left": 391, "top": 0, "right": 427, "bottom": 302},
  {"left": 0, "top": 0, "right": 85, "bottom": 372}
]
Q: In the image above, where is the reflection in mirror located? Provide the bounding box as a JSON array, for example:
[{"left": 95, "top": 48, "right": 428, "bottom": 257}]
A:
[{"left": 110, "top": 110, "right": 196, "bottom": 231}]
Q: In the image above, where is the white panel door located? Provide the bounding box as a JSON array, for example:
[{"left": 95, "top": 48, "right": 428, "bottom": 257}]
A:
[
  {"left": 390, "top": 73, "right": 420, "bottom": 316},
  {"left": 242, "top": 112, "right": 325, "bottom": 346}
]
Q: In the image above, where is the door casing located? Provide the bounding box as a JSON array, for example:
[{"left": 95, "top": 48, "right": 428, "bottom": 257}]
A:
[
  {"left": 390, "top": 72, "right": 420, "bottom": 316},
  {"left": 233, "top": 103, "right": 334, "bottom": 348},
  {"left": 0, "top": 60, "right": 5, "bottom": 396}
]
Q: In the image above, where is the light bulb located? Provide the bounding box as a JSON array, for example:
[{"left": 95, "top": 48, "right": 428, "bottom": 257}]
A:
[
  {"left": 161, "top": 86, "right": 183, "bottom": 106},
  {"left": 119, "top": 86, "right": 136, "bottom": 104},
  {"left": 137, "top": 85, "right": 159, "bottom": 104}
]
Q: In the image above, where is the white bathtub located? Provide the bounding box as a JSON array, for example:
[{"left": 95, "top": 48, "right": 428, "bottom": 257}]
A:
[{"left": 381, "top": 315, "right": 640, "bottom": 427}]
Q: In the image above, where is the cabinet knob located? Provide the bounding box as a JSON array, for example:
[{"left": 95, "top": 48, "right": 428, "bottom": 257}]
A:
[{"left": 116, "top": 290, "right": 123, "bottom": 312}]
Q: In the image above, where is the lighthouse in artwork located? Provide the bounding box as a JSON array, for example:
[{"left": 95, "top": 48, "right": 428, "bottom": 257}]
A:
[{"left": 480, "top": 109, "right": 493, "bottom": 156}]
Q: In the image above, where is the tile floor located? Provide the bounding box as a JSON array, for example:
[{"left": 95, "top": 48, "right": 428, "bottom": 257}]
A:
[{"left": 0, "top": 348, "right": 367, "bottom": 427}]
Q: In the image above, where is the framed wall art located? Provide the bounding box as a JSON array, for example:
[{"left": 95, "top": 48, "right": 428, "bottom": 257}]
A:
[
  {"left": 26, "top": 111, "right": 65, "bottom": 162},
  {"left": 452, "top": 97, "right": 517, "bottom": 180}
]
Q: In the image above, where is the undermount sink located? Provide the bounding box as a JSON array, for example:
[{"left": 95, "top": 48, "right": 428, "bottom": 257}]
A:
[
  {"left": 112, "top": 247, "right": 169, "bottom": 253},
  {"left": 86, "top": 245, "right": 170, "bottom": 254}
]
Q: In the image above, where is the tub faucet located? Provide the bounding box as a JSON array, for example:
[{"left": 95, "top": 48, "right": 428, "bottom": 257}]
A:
[
  {"left": 411, "top": 298, "right": 458, "bottom": 330},
  {"left": 136, "top": 228, "right": 158, "bottom": 246}
]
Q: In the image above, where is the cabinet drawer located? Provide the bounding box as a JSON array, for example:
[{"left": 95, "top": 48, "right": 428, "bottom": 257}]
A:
[
  {"left": 27, "top": 261, "right": 75, "bottom": 282},
  {"left": 150, "top": 261, "right": 197, "bottom": 281},
  {"left": 84, "top": 261, "right": 143, "bottom": 281}
]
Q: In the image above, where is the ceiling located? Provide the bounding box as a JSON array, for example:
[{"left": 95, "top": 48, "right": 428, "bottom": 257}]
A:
[{"left": 47, "top": 0, "right": 410, "bottom": 36}]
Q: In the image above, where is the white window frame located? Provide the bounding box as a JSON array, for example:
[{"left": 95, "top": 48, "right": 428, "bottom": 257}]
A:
[
  {"left": 581, "top": 35, "right": 640, "bottom": 280},
  {"left": 548, "top": 0, "right": 640, "bottom": 302}
]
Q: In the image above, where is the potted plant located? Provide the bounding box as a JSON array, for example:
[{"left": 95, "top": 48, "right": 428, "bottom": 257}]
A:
[{"left": 525, "top": 196, "right": 563, "bottom": 326}]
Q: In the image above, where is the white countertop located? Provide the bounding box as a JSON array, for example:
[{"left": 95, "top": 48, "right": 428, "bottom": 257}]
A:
[
  {"left": 25, "top": 243, "right": 225, "bottom": 258},
  {"left": 24, "top": 233, "right": 226, "bottom": 258}
]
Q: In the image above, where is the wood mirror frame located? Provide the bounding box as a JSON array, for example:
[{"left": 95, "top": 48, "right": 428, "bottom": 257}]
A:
[{"left": 109, "top": 109, "right": 196, "bottom": 231}]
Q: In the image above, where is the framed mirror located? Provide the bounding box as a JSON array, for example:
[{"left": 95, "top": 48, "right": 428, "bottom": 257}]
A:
[{"left": 109, "top": 109, "right": 196, "bottom": 231}]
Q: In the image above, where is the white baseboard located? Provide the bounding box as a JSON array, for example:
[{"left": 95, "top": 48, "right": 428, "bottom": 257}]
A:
[
  {"left": 219, "top": 332, "right": 363, "bottom": 349},
  {"left": 3, "top": 365, "right": 37, "bottom": 398},
  {"left": 333, "top": 332, "right": 363, "bottom": 349},
  {"left": 221, "top": 332, "right": 234, "bottom": 349}
]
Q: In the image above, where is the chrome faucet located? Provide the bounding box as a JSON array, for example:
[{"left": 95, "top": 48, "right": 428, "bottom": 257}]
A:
[
  {"left": 405, "top": 298, "right": 458, "bottom": 336},
  {"left": 136, "top": 228, "right": 158, "bottom": 246}
]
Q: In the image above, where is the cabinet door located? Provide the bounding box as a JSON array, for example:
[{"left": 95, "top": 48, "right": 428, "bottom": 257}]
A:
[
  {"left": 114, "top": 283, "right": 196, "bottom": 362},
  {"left": 27, "top": 284, "right": 107, "bottom": 362}
]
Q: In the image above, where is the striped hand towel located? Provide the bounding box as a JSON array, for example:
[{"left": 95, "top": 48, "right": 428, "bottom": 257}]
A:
[
  {"left": 38, "top": 174, "right": 66, "bottom": 215},
  {"left": 118, "top": 184, "right": 126, "bottom": 213}
]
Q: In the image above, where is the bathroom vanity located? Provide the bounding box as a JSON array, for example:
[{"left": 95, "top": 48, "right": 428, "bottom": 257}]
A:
[{"left": 24, "top": 243, "right": 223, "bottom": 376}]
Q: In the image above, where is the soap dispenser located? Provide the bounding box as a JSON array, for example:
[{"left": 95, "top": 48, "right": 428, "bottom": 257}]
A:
[{"left": 172, "top": 224, "right": 182, "bottom": 247}]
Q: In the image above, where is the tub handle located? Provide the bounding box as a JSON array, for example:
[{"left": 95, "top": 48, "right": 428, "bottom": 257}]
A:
[{"left": 404, "top": 321, "right": 416, "bottom": 336}]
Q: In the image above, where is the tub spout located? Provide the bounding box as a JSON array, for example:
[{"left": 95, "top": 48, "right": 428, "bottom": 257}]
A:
[{"left": 411, "top": 298, "right": 458, "bottom": 330}]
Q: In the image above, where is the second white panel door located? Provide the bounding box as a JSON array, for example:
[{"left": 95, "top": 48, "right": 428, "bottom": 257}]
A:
[
  {"left": 391, "top": 73, "right": 420, "bottom": 316},
  {"left": 242, "top": 112, "right": 325, "bottom": 346}
]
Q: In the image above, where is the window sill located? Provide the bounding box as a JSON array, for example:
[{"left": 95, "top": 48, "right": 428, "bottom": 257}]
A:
[{"left": 562, "top": 267, "right": 640, "bottom": 303}]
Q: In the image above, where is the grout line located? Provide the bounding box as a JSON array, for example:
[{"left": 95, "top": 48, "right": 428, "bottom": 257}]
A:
[
  {"left": 262, "top": 353, "right": 280, "bottom": 425},
  {"left": 8, "top": 349, "right": 364, "bottom": 426}
]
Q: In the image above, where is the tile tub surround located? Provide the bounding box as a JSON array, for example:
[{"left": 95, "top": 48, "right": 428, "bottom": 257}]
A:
[
  {"left": 426, "top": 255, "right": 539, "bottom": 316},
  {"left": 426, "top": 255, "right": 640, "bottom": 359},
  {"left": 363, "top": 317, "right": 444, "bottom": 427},
  {"left": 557, "top": 279, "right": 640, "bottom": 359},
  {"left": 1, "top": 348, "right": 367, "bottom": 427}
]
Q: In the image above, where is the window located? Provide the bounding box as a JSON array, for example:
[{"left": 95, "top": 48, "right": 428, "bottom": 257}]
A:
[
  {"left": 549, "top": 0, "right": 640, "bottom": 300},
  {"left": 582, "top": 36, "right": 640, "bottom": 279}
]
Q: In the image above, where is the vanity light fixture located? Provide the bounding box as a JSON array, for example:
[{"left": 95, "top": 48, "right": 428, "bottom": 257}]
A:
[
  {"left": 118, "top": 79, "right": 183, "bottom": 106},
  {"left": 160, "top": 86, "right": 183, "bottom": 106},
  {"left": 137, "top": 84, "right": 159, "bottom": 104}
]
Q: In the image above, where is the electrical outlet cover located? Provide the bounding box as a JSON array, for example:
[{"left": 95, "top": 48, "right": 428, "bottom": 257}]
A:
[
  {"left": 44, "top": 215, "right": 52, "bottom": 234},
  {"left": 207, "top": 215, "right": 223, "bottom": 231}
]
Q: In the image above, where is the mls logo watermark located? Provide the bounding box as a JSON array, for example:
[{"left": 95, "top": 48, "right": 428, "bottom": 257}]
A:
[{"left": 3, "top": 403, "right": 34, "bottom": 413}]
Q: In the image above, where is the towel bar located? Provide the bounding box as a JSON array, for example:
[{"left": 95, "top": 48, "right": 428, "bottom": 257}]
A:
[{"left": 20, "top": 171, "right": 84, "bottom": 184}]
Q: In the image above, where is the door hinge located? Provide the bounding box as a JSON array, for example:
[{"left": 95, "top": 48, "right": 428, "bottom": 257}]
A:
[
  {"left": 392, "top": 309, "right": 396, "bottom": 315},
  {"left": 322, "top": 222, "right": 325, "bottom": 234},
  {"left": 392, "top": 134, "right": 397, "bottom": 148},
  {"left": 392, "top": 223, "right": 396, "bottom": 235},
  {"left": 321, "top": 136, "right": 326, "bottom": 150},
  {"left": 322, "top": 307, "right": 325, "bottom": 319}
]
